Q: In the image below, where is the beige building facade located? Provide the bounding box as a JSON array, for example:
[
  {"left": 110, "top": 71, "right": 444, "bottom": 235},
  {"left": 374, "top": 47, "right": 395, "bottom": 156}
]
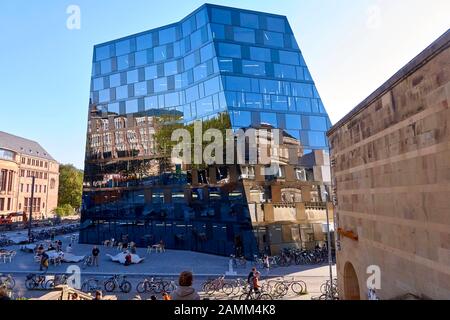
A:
[
  {"left": 0, "top": 131, "right": 59, "bottom": 221},
  {"left": 327, "top": 30, "right": 450, "bottom": 300}
]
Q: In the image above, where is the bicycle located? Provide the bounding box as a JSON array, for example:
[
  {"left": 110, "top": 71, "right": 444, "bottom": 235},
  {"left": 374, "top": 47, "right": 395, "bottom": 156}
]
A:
[
  {"left": 320, "top": 278, "right": 339, "bottom": 300},
  {"left": 25, "top": 274, "right": 48, "bottom": 290},
  {"left": 136, "top": 277, "right": 164, "bottom": 294},
  {"left": 46, "top": 274, "right": 70, "bottom": 289},
  {"left": 104, "top": 274, "right": 132, "bottom": 293},
  {"left": 81, "top": 255, "right": 94, "bottom": 269},
  {"left": 81, "top": 277, "right": 103, "bottom": 294},
  {"left": 0, "top": 274, "right": 16, "bottom": 290},
  {"left": 239, "top": 288, "right": 273, "bottom": 300}
]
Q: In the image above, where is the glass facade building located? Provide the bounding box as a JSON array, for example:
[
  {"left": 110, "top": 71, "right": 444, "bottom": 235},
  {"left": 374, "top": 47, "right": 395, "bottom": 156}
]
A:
[{"left": 81, "top": 4, "right": 331, "bottom": 257}]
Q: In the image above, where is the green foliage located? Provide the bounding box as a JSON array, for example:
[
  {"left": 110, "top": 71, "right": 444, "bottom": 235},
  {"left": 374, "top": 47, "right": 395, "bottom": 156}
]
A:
[
  {"left": 54, "top": 204, "right": 76, "bottom": 217},
  {"left": 58, "top": 164, "right": 83, "bottom": 211}
]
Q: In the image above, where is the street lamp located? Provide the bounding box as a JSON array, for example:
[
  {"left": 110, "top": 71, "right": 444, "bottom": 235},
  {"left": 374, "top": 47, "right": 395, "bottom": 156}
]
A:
[{"left": 323, "top": 189, "right": 334, "bottom": 300}]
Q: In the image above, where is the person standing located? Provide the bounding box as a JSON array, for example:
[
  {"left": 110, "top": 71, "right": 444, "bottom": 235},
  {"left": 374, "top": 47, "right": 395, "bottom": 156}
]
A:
[
  {"left": 92, "top": 246, "right": 100, "bottom": 267},
  {"left": 40, "top": 251, "right": 49, "bottom": 273}
]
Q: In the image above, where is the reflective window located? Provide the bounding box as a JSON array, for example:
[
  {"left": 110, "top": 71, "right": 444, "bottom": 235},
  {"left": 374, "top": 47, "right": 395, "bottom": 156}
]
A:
[
  {"left": 274, "top": 64, "right": 296, "bottom": 79},
  {"left": 134, "top": 82, "right": 147, "bottom": 96},
  {"left": 159, "top": 27, "right": 176, "bottom": 45},
  {"left": 260, "top": 79, "right": 288, "bottom": 95},
  {"left": 126, "top": 99, "right": 139, "bottom": 114},
  {"left": 296, "top": 98, "right": 311, "bottom": 112},
  {"left": 234, "top": 27, "right": 255, "bottom": 43},
  {"left": 165, "top": 92, "right": 179, "bottom": 107},
  {"left": 210, "top": 23, "right": 225, "bottom": 39},
  {"left": 182, "top": 16, "right": 195, "bottom": 37},
  {"left": 117, "top": 55, "right": 130, "bottom": 71},
  {"left": 164, "top": 60, "right": 178, "bottom": 76},
  {"left": 145, "top": 96, "right": 158, "bottom": 110},
  {"left": 197, "top": 96, "right": 214, "bottom": 115},
  {"left": 271, "top": 95, "right": 288, "bottom": 110},
  {"left": 200, "top": 43, "right": 214, "bottom": 62},
  {"left": 263, "top": 31, "right": 284, "bottom": 47},
  {"left": 211, "top": 8, "right": 232, "bottom": 25},
  {"left": 240, "top": 13, "right": 259, "bottom": 29},
  {"left": 108, "top": 102, "right": 120, "bottom": 114},
  {"left": 154, "top": 77, "right": 168, "bottom": 93},
  {"left": 286, "top": 130, "right": 300, "bottom": 140},
  {"left": 116, "top": 40, "right": 131, "bottom": 56},
  {"left": 135, "top": 51, "right": 148, "bottom": 66},
  {"left": 99, "top": 89, "right": 110, "bottom": 103},
  {"left": 267, "top": 17, "right": 286, "bottom": 33},
  {"left": 242, "top": 60, "right": 266, "bottom": 76},
  {"left": 127, "top": 70, "right": 139, "bottom": 84},
  {"left": 184, "top": 53, "right": 196, "bottom": 70},
  {"left": 154, "top": 46, "right": 167, "bottom": 62},
  {"left": 285, "top": 114, "right": 302, "bottom": 130},
  {"left": 196, "top": 9, "right": 208, "bottom": 28},
  {"left": 93, "top": 77, "right": 104, "bottom": 91},
  {"left": 279, "top": 50, "right": 300, "bottom": 65},
  {"left": 185, "top": 85, "right": 199, "bottom": 103},
  {"left": 296, "top": 67, "right": 305, "bottom": 80},
  {"left": 136, "top": 33, "right": 152, "bottom": 51},
  {"left": 250, "top": 47, "right": 271, "bottom": 62},
  {"left": 232, "top": 110, "right": 251, "bottom": 127},
  {"left": 291, "top": 83, "right": 313, "bottom": 97},
  {"left": 218, "top": 58, "right": 233, "bottom": 72},
  {"left": 218, "top": 43, "right": 241, "bottom": 58},
  {"left": 116, "top": 85, "right": 128, "bottom": 100},
  {"left": 309, "top": 116, "right": 328, "bottom": 131},
  {"left": 308, "top": 131, "right": 327, "bottom": 147},
  {"left": 204, "top": 76, "right": 220, "bottom": 96},
  {"left": 260, "top": 112, "right": 277, "bottom": 127},
  {"left": 225, "top": 76, "right": 251, "bottom": 92},
  {"left": 245, "top": 93, "right": 263, "bottom": 108},
  {"left": 101, "top": 59, "right": 112, "bottom": 74},
  {"left": 96, "top": 45, "right": 110, "bottom": 61},
  {"left": 145, "top": 65, "right": 158, "bottom": 80},
  {"left": 193, "top": 63, "right": 208, "bottom": 82},
  {"left": 110, "top": 73, "right": 121, "bottom": 87}
]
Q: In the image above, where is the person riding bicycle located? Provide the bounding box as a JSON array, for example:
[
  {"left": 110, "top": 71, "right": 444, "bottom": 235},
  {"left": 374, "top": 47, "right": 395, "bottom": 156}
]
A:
[{"left": 252, "top": 271, "right": 261, "bottom": 294}]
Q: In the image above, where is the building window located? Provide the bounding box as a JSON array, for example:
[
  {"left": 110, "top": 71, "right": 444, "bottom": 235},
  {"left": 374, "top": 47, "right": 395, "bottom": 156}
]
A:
[
  {"left": 0, "top": 169, "right": 7, "bottom": 191},
  {"left": 0, "top": 198, "right": 4, "bottom": 211},
  {"left": 27, "top": 158, "right": 31, "bottom": 165},
  {"left": 20, "top": 184, "right": 24, "bottom": 193},
  {"left": 7, "top": 198, "right": 11, "bottom": 211},
  {"left": 21, "top": 157, "right": 26, "bottom": 164},
  {"left": 50, "top": 179, "right": 56, "bottom": 190},
  {"left": 44, "top": 186, "right": 47, "bottom": 193}
]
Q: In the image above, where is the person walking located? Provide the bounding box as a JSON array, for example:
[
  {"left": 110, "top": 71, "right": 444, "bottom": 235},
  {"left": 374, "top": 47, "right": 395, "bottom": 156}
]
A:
[
  {"left": 263, "top": 255, "right": 270, "bottom": 275},
  {"left": 92, "top": 246, "right": 100, "bottom": 267},
  {"left": 170, "top": 271, "right": 200, "bottom": 300}
]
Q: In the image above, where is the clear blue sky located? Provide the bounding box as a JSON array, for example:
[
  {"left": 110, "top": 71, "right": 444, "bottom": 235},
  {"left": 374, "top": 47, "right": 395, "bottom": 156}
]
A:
[{"left": 1, "top": 0, "right": 449, "bottom": 169}]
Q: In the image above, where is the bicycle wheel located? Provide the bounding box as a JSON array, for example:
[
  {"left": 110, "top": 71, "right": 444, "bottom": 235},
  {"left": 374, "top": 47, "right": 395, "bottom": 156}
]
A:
[
  {"left": 3, "top": 279, "right": 15, "bottom": 290},
  {"left": 136, "top": 281, "right": 147, "bottom": 294},
  {"left": 239, "top": 293, "right": 251, "bottom": 300},
  {"left": 274, "top": 283, "right": 288, "bottom": 297},
  {"left": 104, "top": 280, "right": 116, "bottom": 292},
  {"left": 222, "top": 283, "right": 234, "bottom": 296},
  {"left": 258, "top": 293, "right": 273, "bottom": 300},
  {"left": 205, "top": 283, "right": 216, "bottom": 296},
  {"left": 25, "top": 279, "right": 35, "bottom": 290},
  {"left": 45, "top": 279, "right": 56, "bottom": 290},
  {"left": 120, "top": 280, "right": 132, "bottom": 293},
  {"left": 81, "top": 279, "right": 98, "bottom": 293},
  {"left": 291, "top": 281, "right": 304, "bottom": 295}
]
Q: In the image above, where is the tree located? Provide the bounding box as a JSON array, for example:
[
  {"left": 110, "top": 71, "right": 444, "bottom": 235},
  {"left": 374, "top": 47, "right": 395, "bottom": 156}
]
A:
[{"left": 58, "top": 164, "right": 83, "bottom": 211}]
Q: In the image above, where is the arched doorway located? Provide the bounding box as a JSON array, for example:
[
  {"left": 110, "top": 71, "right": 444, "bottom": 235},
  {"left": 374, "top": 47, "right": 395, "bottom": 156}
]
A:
[{"left": 343, "top": 262, "right": 360, "bottom": 300}]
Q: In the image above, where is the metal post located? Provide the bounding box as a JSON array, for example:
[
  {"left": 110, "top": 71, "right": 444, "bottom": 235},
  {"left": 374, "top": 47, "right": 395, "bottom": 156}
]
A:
[
  {"left": 325, "top": 194, "right": 334, "bottom": 299},
  {"left": 28, "top": 175, "right": 35, "bottom": 242}
]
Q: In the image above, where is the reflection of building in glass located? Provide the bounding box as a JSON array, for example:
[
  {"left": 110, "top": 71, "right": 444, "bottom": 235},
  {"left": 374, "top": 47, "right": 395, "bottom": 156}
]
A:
[
  {"left": 0, "top": 131, "right": 59, "bottom": 221},
  {"left": 81, "top": 4, "right": 332, "bottom": 257}
]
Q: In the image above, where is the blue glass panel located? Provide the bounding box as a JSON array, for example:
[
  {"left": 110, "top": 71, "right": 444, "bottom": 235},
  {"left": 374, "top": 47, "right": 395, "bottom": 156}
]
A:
[
  {"left": 182, "top": 16, "right": 195, "bottom": 37},
  {"left": 184, "top": 53, "right": 196, "bottom": 70},
  {"left": 311, "top": 99, "right": 320, "bottom": 113},
  {"left": 263, "top": 31, "right": 284, "bottom": 47},
  {"left": 274, "top": 64, "right": 296, "bottom": 79},
  {"left": 154, "top": 46, "right": 167, "bottom": 62},
  {"left": 286, "top": 130, "right": 300, "bottom": 140},
  {"left": 127, "top": 70, "right": 139, "bottom": 84},
  {"left": 260, "top": 112, "right": 277, "bottom": 127},
  {"left": 186, "top": 85, "right": 199, "bottom": 103},
  {"left": 101, "top": 59, "right": 112, "bottom": 74},
  {"left": 240, "top": 13, "right": 259, "bottom": 29},
  {"left": 308, "top": 131, "right": 327, "bottom": 147},
  {"left": 218, "top": 43, "right": 241, "bottom": 58},
  {"left": 260, "top": 79, "right": 287, "bottom": 95},
  {"left": 117, "top": 55, "right": 129, "bottom": 71},
  {"left": 197, "top": 96, "right": 214, "bottom": 116},
  {"left": 245, "top": 93, "right": 263, "bottom": 108},
  {"left": 291, "top": 83, "right": 313, "bottom": 97},
  {"left": 296, "top": 98, "right": 311, "bottom": 113},
  {"left": 108, "top": 102, "right": 120, "bottom": 114},
  {"left": 309, "top": 116, "right": 327, "bottom": 131},
  {"left": 165, "top": 92, "right": 179, "bottom": 107},
  {"left": 159, "top": 27, "right": 176, "bottom": 45},
  {"left": 279, "top": 50, "right": 300, "bottom": 65},
  {"left": 136, "top": 33, "right": 152, "bottom": 51},
  {"left": 116, "top": 40, "right": 131, "bottom": 56},
  {"left": 200, "top": 43, "right": 214, "bottom": 63},
  {"left": 96, "top": 45, "right": 110, "bottom": 61},
  {"left": 193, "top": 63, "right": 208, "bottom": 82},
  {"left": 271, "top": 95, "right": 288, "bottom": 110},
  {"left": 211, "top": 8, "right": 232, "bottom": 25},
  {"left": 135, "top": 50, "right": 147, "bottom": 66},
  {"left": 285, "top": 114, "right": 302, "bottom": 130},
  {"left": 210, "top": 24, "right": 225, "bottom": 39},
  {"left": 242, "top": 60, "right": 266, "bottom": 76},
  {"left": 93, "top": 77, "right": 104, "bottom": 91},
  {"left": 145, "top": 65, "right": 158, "bottom": 80},
  {"left": 154, "top": 77, "right": 167, "bottom": 93},
  {"left": 218, "top": 58, "right": 233, "bottom": 72},
  {"left": 144, "top": 96, "right": 158, "bottom": 110},
  {"left": 232, "top": 110, "right": 251, "bottom": 127},
  {"left": 234, "top": 27, "right": 255, "bottom": 43},
  {"left": 196, "top": 9, "right": 208, "bottom": 28},
  {"left": 126, "top": 99, "right": 139, "bottom": 113},
  {"left": 266, "top": 17, "right": 286, "bottom": 33},
  {"left": 204, "top": 76, "right": 220, "bottom": 96},
  {"left": 116, "top": 85, "right": 128, "bottom": 100},
  {"left": 304, "top": 68, "right": 313, "bottom": 81},
  {"left": 225, "top": 76, "right": 251, "bottom": 92},
  {"left": 99, "top": 89, "right": 110, "bottom": 103},
  {"left": 191, "top": 29, "right": 203, "bottom": 49},
  {"left": 110, "top": 73, "right": 121, "bottom": 87},
  {"left": 164, "top": 60, "right": 178, "bottom": 76},
  {"left": 250, "top": 47, "right": 271, "bottom": 62},
  {"left": 134, "top": 82, "right": 147, "bottom": 96},
  {"left": 296, "top": 67, "right": 305, "bottom": 80}
]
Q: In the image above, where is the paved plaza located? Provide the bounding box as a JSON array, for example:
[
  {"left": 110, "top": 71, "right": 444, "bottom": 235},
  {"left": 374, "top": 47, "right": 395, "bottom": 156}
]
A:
[{"left": 0, "top": 232, "right": 336, "bottom": 300}]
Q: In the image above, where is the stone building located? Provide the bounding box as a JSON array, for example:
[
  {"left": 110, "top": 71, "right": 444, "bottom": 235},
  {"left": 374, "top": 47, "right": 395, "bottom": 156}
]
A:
[
  {"left": 327, "top": 30, "right": 450, "bottom": 300},
  {"left": 0, "top": 131, "right": 59, "bottom": 220}
]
